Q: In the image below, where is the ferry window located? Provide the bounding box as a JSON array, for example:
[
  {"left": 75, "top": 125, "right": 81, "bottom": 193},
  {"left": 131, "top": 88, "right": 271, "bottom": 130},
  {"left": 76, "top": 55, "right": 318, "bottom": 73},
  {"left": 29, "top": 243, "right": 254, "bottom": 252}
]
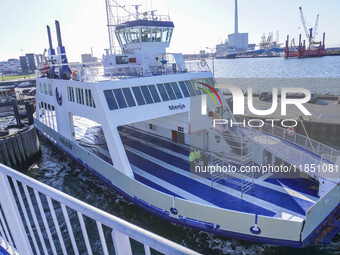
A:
[
  {"left": 148, "top": 85, "right": 161, "bottom": 102},
  {"left": 208, "top": 78, "right": 216, "bottom": 87},
  {"left": 192, "top": 80, "right": 202, "bottom": 95},
  {"left": 116, "top": 56, "right": 129, "bottom": 65},
  {"left": 122, "top": 88, "right": 136, "bottom": 107},
  {"left": 178, "top": 81, "right": 190, "bottom": 98},
  {"left": 171, "top": 82, "right": 183, "bottom": 99},
  {"left": 152, "top": 28, "right": 162, "bottom": 42},
  {"left": 130, "top": 28, "right": 140, "bottom": 43},
  {"left": 75, "top": 88, "right": 80, "bottom": 103},
  {"left": 47, "top": 84, "right": 52, "bottom": 95},
  {"left": 118, "top": 30, "right": 126, "bottom": 45},
  {"left": 85, "top": 89, "right": 89, "bottom": 106},
  {"left": 113, "top": 89, "right": 128, "bottom": 109},
  {"left": 80, "top": 88, "right": 85, "bottom": 104},
  {"left": 43, "top": 83, "right": 47, "bottom": 94},
  {"left": 104, "top": 90, "right": 118, "bottom": 110},
  {"left": 156, "top": 84, "right": 169, "bottom": 101},
  {"left": 124, "top": 30, "right": 132, "bottom": 44},
  {"left": 71, "top": 87, "right": 75, "bottom": 102},
  {"left": 185, "top": 81, "right": 196, "bottom": 96},
  {"left": 67, "top": 87, "right": 75, "bottom": 102},
  {"left": 162, "top": 28, "right": 173, "bottom": 43},
  {"left": 140, "top": 86, "right": 154, "bottom": 104},
  {"left": 141, "top": 28, "right": 151, "bottom": 42},
  {"left": 132, "top": 87, "right": 146, "bottom": 105},
  {"left": 85, "top": 89, "right": 95, "bottom": 107},
  {"left": 88, "top": 90, "right": 93, "bottom": 107},
  {"left": 164, "top": 83, "right": 176, "bottom": 100}
]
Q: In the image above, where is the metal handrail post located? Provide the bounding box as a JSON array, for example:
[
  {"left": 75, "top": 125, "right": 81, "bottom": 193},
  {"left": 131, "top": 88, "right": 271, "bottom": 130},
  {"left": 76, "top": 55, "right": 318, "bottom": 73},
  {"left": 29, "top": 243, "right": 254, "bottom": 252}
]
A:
[{"left": 0, "top": 172, "right": 33, "bottom": 254}]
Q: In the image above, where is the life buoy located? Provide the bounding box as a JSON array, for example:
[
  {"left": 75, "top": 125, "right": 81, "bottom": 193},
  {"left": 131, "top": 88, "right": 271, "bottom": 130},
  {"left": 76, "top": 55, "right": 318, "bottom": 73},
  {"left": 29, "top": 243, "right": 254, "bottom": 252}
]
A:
[
  {"left": 72, "top": 70, "right": 79, "bottom": 80},
  {"left": 200, "top": 59, "right": 207, "bottom": 67},
  {"left": 287, "top": 127, "right": 295, "bottom": 136}
]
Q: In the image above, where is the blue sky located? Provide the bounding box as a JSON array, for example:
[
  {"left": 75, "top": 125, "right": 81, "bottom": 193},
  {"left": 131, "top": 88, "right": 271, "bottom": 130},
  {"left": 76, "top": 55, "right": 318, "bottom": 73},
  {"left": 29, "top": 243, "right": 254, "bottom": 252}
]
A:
[{"left": 1, "top": 0, "right": 340, "bottom": 62}]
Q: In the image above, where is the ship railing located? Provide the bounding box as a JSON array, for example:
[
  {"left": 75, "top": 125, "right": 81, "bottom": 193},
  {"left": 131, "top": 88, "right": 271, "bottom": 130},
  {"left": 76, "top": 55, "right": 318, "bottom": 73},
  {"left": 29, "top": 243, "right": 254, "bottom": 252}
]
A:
[
  {"left": 185, "top": 62, "right": 211, "bottom": 73},
  {"left": 234, "top": 116, "right": 339, "bottom": 163},
  {"left": 36, "top": 61, "right": 211, "bottom": 82},
  {"left": 0, "top": 163, "right": 198, "bottom": 255},
  {"left": 234, "top": 121, "right": 339, "bottom": 181},
  {"left": 116, "top": 14, "right": 171, "bottom": 24}
]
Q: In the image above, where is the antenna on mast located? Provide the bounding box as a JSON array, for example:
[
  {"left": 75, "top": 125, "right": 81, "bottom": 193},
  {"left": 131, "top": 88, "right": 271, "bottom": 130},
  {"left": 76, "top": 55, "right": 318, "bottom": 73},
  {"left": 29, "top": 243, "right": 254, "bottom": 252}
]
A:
[
  {"left": 132, "top": 5, "right": 142, "bottom": 20},
  {"left": 105, "top": 0, "right": 138, "bottom": 55}
]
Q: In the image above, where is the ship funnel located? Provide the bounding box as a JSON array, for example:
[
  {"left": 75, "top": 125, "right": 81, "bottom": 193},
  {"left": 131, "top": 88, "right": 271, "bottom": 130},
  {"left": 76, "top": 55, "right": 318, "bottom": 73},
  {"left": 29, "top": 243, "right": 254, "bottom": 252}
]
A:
[
  {"left": 46, "top": 25, "right": 53, "bottom": 50},
  {"left": 55, "top": 20, "right": 63, "bottom": 47}
]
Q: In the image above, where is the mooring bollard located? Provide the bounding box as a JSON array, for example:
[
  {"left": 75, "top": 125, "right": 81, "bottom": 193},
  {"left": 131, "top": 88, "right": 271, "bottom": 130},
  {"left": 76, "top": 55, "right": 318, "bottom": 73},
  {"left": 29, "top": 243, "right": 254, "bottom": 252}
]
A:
[{"left": 0, "top": 126, "right": 40, "bottom": 167}]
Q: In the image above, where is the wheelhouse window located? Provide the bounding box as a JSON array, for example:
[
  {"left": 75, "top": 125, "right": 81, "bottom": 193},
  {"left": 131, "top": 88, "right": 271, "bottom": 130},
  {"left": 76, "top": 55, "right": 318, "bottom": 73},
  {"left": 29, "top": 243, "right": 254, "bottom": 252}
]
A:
[
  {"left": 152, "top": 28, "right": 162, "bottom": 42},
  {"left": 130, "top": 28, "right": 140, "bottom": 43},
  {"left": 115, "top": 31, "right": 122, "bottom": 45},
  {"left": 123, "top": 30, "right": 132, "bottom": 44},
  {"left": 118, "top": 30, "right": 126, "bottom": 45},
  {"left": 162, "top": 28, "right": 173, "bottom": 42},
  {"left": 141, "top": 28, "right": 151, "bottom": 42}
]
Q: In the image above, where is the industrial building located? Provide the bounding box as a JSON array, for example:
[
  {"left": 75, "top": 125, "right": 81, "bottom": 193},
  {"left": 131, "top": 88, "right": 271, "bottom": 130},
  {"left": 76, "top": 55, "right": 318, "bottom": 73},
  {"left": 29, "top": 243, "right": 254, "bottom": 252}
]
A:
[
  {"left": 215, "top": 0, "right": 249, "bottom": 55},
  {"left": 227, "top": 0, "right": 248, "bottom": 51}
]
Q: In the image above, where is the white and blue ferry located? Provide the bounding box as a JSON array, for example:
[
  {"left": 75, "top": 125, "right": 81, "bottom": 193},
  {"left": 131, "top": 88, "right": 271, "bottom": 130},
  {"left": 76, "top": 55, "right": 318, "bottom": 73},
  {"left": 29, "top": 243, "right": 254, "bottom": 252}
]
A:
[{"left": 34, "top": 1, "right": 340, "bottom": 248}]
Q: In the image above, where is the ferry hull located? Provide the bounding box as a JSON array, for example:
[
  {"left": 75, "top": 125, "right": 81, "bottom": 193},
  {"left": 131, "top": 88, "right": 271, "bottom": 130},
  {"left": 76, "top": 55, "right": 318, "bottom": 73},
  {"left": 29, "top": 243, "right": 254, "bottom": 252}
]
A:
[{"left": 34, "top": 119, "right": 340, "bottom": 248}]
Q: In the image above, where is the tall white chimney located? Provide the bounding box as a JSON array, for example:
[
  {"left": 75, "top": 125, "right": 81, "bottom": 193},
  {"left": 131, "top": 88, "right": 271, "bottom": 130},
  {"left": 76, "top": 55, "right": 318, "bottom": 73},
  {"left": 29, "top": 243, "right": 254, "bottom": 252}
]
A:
[{"left": 235, "top": 0, "right": 239, "bottom": 34}]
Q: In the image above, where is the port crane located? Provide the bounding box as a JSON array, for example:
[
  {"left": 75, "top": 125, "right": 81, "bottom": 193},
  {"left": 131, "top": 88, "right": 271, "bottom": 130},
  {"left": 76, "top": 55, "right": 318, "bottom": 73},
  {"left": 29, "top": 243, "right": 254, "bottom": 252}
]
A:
[{"left": 299, "top": 7, "right": 320, "bottom": 47}]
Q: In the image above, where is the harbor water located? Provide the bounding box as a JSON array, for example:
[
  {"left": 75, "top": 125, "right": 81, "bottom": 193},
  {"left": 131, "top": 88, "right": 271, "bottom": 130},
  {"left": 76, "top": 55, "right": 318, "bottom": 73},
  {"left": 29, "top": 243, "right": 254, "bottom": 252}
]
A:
[{"left": 23, "top": 57, "right": 340, "bottom": 254}]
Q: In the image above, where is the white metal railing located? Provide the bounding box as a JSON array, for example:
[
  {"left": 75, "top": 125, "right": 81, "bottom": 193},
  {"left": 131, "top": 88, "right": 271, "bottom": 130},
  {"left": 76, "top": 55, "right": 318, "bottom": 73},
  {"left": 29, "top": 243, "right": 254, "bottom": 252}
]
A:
[
  {"left": 36, "top": 61, "right": 211, "bottom": 82},
  {"left": 115, "top": 14, "right": 171, "bottom": 24},
  {"left": 204, "top": 127, "right": 255, "bottom": 196},
  {"left": 0, "top": 164, "right": 199, "bottom": 255},
  {"left": 235, "top": 116, "right": 339, "bottom": 163}
]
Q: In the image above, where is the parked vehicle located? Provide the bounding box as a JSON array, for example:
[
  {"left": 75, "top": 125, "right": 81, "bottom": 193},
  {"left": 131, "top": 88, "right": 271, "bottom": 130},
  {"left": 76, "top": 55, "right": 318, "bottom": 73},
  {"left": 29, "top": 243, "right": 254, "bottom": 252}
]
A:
[{"left": 259, "top": 91, "right": 272, "bottom": 101}]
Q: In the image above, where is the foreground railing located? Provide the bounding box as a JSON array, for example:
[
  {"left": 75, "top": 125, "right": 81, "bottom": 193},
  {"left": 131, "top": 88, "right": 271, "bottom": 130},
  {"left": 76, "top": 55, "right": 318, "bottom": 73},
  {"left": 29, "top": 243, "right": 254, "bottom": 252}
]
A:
[{"left": 0, "top": 164, "right": 198, "bottom": 255}]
